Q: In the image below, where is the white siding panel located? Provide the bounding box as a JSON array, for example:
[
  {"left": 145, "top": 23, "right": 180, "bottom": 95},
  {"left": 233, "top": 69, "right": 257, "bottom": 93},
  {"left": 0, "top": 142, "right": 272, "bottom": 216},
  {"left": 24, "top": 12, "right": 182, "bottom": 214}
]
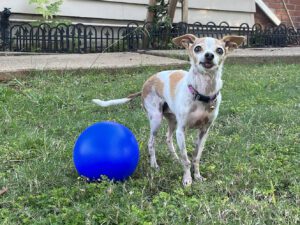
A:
[
  {"left": 173, "top": 8, "right": 255, "bottom": 25},
  {"left": 96, "top": 0, "right": 256, "bottom": 13},
  {"left": 60, "top": 1, "right": 148, "bottom": 21},
  {"left": 0, "top": 0, "right": 148, "bottom": 21},
  {"left": 0, "top": 0, "right": 255, "bottom": 26},
  {"left": 189, "top": 0, "right": 255, "bottom": 12}
]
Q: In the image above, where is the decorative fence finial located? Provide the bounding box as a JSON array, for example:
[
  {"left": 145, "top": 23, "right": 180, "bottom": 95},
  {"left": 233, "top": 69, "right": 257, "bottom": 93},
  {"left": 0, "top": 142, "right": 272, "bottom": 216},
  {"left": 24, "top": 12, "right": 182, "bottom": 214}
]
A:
[{"left": 0, "top": 7, "right": 11, "bottom": 50}]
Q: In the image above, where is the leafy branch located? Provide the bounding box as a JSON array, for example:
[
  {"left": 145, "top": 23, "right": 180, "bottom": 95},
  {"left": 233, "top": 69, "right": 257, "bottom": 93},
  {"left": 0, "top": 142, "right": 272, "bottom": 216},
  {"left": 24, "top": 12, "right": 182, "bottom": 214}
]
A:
[
  {"left": 148, "top": 0, "right": 171, "bottom": 27},
  {"left": 29, "top": 0, "right": 63, "bottom": 20}
]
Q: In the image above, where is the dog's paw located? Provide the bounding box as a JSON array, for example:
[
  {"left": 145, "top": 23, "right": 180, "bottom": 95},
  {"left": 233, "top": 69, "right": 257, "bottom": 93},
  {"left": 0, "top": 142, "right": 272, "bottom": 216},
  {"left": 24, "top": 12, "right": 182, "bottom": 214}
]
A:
[
  {"left": 150, "top": 161, "right": 160, "bottom": 171},
  {"left": 182, "top": 174, "right": 193, "bottom": 187},
  {"left": 194, "top": 173, "right": 206, "bottom": 182}
]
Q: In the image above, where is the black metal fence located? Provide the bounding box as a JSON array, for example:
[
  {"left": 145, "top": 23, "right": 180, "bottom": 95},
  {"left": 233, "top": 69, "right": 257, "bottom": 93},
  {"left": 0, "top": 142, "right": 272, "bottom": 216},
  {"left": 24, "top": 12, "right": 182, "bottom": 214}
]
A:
[{"left": 1, "top": 10, "right": 300, "bottom": 53}]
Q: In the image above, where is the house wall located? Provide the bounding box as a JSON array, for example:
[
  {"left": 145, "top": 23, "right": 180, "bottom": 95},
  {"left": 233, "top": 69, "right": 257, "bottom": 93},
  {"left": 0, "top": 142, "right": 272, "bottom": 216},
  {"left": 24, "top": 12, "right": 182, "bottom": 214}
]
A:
[
  {"left": 0, "top": 0, "right": 255, "bottom": 26},
  {"left": 254, "top": 4, "right": 274, "bottom": 28}
]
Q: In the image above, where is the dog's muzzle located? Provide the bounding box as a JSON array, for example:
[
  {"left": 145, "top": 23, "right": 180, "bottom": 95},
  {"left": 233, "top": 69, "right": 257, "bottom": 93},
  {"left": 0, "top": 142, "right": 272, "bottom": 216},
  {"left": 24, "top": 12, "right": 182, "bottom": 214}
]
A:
[
  {"left": 200, "top": 52, "right": 215, "bottom": 69},
  {"left": 200, "top": 61, "right": 214, "bottom": 69}
]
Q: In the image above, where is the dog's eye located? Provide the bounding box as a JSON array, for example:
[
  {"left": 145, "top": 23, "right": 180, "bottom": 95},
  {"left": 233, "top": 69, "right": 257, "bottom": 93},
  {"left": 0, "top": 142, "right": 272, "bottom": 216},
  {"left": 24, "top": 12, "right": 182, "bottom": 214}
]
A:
[
  {"left": 216, "top": 47, "right": 224, "bottom": 55},
  {"left": 194, "top": 46, "right": 202, "bottom": 53}
]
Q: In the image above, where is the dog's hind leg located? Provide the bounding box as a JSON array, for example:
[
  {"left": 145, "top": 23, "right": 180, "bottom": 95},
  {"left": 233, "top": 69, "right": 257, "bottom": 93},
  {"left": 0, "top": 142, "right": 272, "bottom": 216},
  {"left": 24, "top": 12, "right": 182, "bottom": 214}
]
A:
[
  {"left": 144, "top": 95, "right": 164, "bottom": 170},
  {"left": 147, "top": 111, "right": 163, "bottom": 169},
  {"left": 164, "top": 113, "right": 179, "bottom": 160}
]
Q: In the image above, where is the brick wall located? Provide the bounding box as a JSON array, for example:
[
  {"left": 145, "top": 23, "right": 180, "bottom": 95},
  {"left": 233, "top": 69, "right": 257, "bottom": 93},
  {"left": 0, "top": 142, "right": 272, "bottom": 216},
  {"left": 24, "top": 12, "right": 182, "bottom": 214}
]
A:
[
  {"left": 255, "top": 0, "right": 300, "bottom": 28},
  {"left": 254, "top": 5, "right": 274, "bottom": 28}
]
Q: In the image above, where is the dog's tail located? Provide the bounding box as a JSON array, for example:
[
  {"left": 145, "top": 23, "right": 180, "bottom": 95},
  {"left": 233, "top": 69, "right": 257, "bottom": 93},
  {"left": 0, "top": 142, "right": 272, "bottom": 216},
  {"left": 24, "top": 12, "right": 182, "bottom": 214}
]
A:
[{"left": 92, "top": 92, "right": 142, "bottom": 107}]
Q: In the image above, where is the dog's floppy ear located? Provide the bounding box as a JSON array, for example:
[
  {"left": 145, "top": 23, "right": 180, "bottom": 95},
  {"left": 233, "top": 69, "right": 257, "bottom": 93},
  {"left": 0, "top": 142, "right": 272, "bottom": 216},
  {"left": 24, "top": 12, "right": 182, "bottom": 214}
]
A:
[
  {"left": 172, "top": 34, "right": 197, "bottom": 49},
  {"left": 222, "top": 36, "right": 245, "bottom": 51}
]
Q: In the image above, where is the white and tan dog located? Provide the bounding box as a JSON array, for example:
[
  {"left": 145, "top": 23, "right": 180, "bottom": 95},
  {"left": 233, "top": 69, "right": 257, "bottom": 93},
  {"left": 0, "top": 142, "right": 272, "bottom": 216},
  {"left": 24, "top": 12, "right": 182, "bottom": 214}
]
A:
[{"left": 93, "top": 34, "right": 245, "bottom": 186}]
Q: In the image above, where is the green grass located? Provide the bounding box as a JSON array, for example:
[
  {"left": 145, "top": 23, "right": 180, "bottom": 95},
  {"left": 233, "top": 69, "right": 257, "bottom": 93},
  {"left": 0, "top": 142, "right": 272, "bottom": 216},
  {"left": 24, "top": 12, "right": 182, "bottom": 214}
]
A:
[{"left": 0, "top": 64, "right": 299, "bottom": 224}]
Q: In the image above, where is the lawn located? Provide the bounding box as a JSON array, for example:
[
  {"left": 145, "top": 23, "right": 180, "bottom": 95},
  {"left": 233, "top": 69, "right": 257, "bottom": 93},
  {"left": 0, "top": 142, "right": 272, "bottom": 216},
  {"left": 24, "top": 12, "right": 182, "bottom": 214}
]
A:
[{"left": 0, "top": 64, "right": 299, "bottom": 224}]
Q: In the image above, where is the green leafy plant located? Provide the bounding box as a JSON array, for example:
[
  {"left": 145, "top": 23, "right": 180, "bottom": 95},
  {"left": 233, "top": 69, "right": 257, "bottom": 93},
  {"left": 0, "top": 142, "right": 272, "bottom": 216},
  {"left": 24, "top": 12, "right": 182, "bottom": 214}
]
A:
[
  {"left": 145, "top": 1, "right": 173, "bottom": 49},
  {"left": 148, "top": 0, "right": 171, "bottom": 27},
  {"left": 29, "top": 0, "right": 63, "bottom": 20}
]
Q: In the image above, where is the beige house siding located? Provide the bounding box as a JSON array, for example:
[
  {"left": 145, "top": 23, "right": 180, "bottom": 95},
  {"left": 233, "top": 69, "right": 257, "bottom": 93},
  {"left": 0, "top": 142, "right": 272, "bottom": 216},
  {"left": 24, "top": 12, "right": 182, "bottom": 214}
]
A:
[{"left": 1, "top": 0, "right": 255, "bottom": 26}]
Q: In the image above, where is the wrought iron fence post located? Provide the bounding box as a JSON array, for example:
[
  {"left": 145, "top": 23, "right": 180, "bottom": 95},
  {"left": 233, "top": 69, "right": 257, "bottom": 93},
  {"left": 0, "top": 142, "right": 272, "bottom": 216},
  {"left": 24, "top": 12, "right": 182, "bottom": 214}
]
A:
[{"left": 0, "top": 7, "right": 11, "bottom": 51}]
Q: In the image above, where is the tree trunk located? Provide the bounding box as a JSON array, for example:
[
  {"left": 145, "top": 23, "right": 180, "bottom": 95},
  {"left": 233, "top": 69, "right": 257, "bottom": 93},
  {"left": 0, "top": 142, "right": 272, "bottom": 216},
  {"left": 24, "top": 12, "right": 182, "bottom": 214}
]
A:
[
  {"left": 182, "top": 0, "right": 188, "bottom": 23},
  {"left": 144, "top": 0, "right": 157, "bottom": 49},
  {"left": 146, "top": 0, "right": 156, "bottom": 23},
  {"left": 168, "top": 0, "right": 179, "bottom": 23}
]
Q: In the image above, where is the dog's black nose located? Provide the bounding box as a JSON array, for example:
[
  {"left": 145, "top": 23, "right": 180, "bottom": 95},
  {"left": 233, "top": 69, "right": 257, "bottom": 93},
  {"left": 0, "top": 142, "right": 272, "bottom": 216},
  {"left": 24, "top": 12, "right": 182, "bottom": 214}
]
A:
[{"left": 205, "top": 52, "right": 214, "bottom": 61}]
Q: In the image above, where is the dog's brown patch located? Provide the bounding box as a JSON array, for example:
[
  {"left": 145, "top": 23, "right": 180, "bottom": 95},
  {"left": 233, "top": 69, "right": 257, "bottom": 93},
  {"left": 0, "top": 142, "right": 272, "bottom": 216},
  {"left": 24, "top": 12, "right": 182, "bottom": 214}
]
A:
[
  {"left": 188, "top": 105, "right": 211, "bottom": 129},
  {"left": 193, "top": 116, "right": 209, "bottom": 128},
  {"left": 189, "top": 104, "right": 198, "bottom": 113},
  {"left": 142, "top": 74, "right": 164, "bottom": 99},
  {"left": 215, "top": 39, "right": 225, "bottom": 47},
  {"left": 127, "top": 92, "right": 142, "bottom": 99},
  {"left": 193, "top": 38, "right": 206, "bottom": 46},
  {"left": 169, "top": 71, "right": 185, "bottom": 99},
  {"left": 188, "top": 113, "right": 210, "bottom": 129}
]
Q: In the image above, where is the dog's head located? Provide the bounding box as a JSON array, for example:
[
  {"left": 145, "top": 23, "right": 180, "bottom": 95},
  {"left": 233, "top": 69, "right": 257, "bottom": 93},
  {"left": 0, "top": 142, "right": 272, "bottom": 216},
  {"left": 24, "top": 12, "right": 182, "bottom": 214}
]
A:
[{"left": 172, "top": 34, "right": 245, "bottom": 73}]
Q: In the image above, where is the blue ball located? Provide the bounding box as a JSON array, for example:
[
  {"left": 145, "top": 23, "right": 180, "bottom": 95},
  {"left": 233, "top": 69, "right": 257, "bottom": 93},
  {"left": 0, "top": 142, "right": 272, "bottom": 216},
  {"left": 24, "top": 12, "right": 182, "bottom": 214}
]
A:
[{"left": 73, "top": 121, "right": 139, "bottom": 181}]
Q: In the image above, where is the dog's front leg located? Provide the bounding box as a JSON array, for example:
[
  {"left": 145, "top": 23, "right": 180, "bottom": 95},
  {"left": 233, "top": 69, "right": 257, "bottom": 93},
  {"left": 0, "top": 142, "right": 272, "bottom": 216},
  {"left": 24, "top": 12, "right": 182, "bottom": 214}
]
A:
[
  {"left": 192, "top": 129, "right": 209, "bottom": 181},
  {"left": 176, "top": 125, "right": 192, "bottom": 186}
]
